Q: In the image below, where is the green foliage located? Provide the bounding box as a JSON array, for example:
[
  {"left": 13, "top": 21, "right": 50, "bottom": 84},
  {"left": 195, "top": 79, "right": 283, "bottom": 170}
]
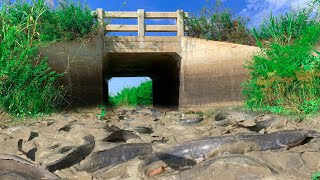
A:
[
  {"left": 253, "top": 8, "right": 317, "bottom": 46},
  {"left": 96, "top": 105, "right": 107, "bottom": 120},
  {"left": 0, "top": 0, "right": 95, "bottom": 116},
  {"left": 242, "top": 5, "right": 320, "bottom": 114},
  {"left": 185, "top": 0, "right": 254, "bottom": 45},
  {"left": 312, "top": 172, "right": 320, "bottom": 180},
  {"left": 109, "top": 81, "right": 153, "bottom": 106},
  {"left": 38, "top": 1, "right": 95, "bottom": 41}
]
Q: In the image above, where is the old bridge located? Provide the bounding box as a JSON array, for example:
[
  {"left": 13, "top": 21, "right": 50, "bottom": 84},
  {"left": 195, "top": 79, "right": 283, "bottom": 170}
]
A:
[{"left": 40, "top": 9, "right": 258, "bottom": 108}]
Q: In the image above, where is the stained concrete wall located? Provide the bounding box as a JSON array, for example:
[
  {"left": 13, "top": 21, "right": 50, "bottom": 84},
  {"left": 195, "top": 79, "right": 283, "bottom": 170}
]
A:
[
  {"left": 179, "top": 37, "right": 260, "bottom": 107},
  {"left": 39, "top": 37, "right": 104, "bottom": 105},
  {"left": 40, "top": 36, "right": 259, "bottom": 107}
]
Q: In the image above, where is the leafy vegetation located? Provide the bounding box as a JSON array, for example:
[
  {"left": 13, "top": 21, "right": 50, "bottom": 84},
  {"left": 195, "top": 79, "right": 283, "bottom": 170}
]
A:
[
  {"left": 242, "top": 2, "right": 320, "bottom": 114},
  {"left": 186, "top": 0, "right": 254, "bottom": 45},
  {"left": 0, "top": 0, "right": 94, "bottom": 116},
  {"left": 312, "top": 171, "right": 320, "bottom": 180},
  {"left": 109, "top": 80, "right": 153, "bottom": 106}
]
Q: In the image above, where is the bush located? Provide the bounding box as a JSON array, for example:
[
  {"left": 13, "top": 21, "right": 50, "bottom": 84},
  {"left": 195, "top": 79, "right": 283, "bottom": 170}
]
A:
[
  {"left": 185, "top": 0, "right": 254, "bottom": 45},
  {"left": 39, "top": 1, "right": 94, "bottom": 41},
  {"left": 0, "top": 0, "right": 95, "bottom": 116},
  {"left": 253, "top": 8, "right": 317, "bottom": 46},
  {"left": 242, "top": 4, "right": 320, "bottom": 114},
  {"left": 109, "top": 81, "right": 153, "bottom": 106}
]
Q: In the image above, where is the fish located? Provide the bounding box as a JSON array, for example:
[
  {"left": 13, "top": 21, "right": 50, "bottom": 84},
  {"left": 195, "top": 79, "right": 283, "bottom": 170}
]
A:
[
  {"left": 0, "top": 154, "right": 59, "bottom": 179},
  {"left": 46, "top": 134, "right": 95, "bottom": 172},
  {"left": 103, "top": 130, "right": 140, "bottom": 142},
  {"left": 58, "top": 120, "right": 84, "bottom": 132},
  {"left": 77, "top": 143, "right": 153, "bottom": 173},
  {"left": 156, "top": 154, "right": 278, "bottom": 179},
  {"left": 143, "top": 130, "right": 320, "bottom": 169},
  {"left": 18, "top": 139, "right": 37, "bottom": 161},
  {"left": 179, "top": 117, "right": 204, "bottom": 125},
  {"left": 248, "top": 117, "right": 278, "bottom": 132},
  {"left": 126, "top": 127, "right": 154, "bottom": 134}
]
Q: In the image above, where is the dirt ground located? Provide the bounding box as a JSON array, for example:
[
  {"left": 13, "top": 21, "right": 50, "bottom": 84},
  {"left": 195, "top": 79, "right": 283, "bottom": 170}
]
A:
[{"left": 0, "top": 106, "right": 319, "bottom": 180}]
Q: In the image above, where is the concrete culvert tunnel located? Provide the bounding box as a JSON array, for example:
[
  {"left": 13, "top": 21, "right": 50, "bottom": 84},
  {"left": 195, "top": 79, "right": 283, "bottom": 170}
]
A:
[{"left": 103, "top": 52, "right": 181, "bottom": 108}]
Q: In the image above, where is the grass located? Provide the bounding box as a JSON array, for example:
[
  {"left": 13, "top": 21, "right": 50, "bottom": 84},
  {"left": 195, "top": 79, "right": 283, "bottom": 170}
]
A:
[
  {"left": 0, "top": 0, "right": 95, "bottom": 117},
  {"left": 242, "top": 2, "right": 320, "bottom": 115},
  {"left": 109, "top": 80, "right": 153, "bottom": 107},
  {"left": 185, "top": 0, "right": 255, "bottom": 45}
]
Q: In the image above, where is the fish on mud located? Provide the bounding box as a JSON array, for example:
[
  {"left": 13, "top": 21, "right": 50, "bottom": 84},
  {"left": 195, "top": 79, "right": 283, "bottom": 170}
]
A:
[
  {"left": 46, "top": 134, "right": 95, "bottom": 172},
  {"left": 143, "top": 130, "right": 320, "bottom": 171},
  {"left": 103, "top": 130, "right": 140, "bottom": 142},
  {"left": 18, "top": 139, "right": 37, "bottom": 161},
  {"left": 77, "top": 143, "right": 153, "bottom": 173},
  {"left": 126, "top": 127, "right": 154, "bottom": 134},
  {"left": 0, "top": 154, "right": 59, "bottom": 179}
]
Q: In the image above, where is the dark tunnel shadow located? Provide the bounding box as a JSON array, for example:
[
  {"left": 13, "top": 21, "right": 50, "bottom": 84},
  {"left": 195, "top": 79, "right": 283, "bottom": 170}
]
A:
[{"left": 102, "top": 52, "right": 181, "bottom": 108}]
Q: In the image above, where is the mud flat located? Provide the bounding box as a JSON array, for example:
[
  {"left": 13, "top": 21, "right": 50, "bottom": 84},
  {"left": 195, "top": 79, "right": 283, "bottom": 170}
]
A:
[{"left": 0, "top": 107, "right": 319, "bottom": 180}]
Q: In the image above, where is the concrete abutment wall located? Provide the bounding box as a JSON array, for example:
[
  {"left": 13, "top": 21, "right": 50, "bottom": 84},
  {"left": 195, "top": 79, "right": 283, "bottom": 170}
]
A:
[
  {"left": 179, "top": 37, "right": 259, "bottom": 107},
  {"left": 39, "top": 36, "right": 259, "bottom": 108}
]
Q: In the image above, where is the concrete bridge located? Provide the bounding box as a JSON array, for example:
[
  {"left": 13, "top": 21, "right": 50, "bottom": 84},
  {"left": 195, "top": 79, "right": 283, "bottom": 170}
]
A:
[{"left": 40, "top": 9, "right": 259, "bottom": 108}]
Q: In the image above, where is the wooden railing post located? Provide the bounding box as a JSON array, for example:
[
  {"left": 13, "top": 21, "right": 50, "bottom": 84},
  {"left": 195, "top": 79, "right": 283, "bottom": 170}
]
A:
[
  {"left": 96, "top": 8, "right": 104, "bottom": 36},
  {"left": 176, "top": 10, "right": 184, "bottom": 36},
  {"left": 138, "top": 9, "right": 145, "bottom": 37}
]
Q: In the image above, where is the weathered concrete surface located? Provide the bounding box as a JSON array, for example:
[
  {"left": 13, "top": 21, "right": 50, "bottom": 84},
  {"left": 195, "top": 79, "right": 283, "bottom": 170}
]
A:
[
  {"left": 40, "top": 37, "right": 104, "bottom": 105},
  {"left": 40, "top": 36, "right": 259, "bottom": 107},
  {"left": 179, "top": 37, "right": 259, "bottom": 107}
]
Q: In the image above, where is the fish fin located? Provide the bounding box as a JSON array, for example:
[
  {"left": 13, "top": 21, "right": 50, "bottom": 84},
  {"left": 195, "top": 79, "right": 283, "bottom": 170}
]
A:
[
  {"left": 26, "top": 148, "right": 37, "bottom": 161},
  {"left": 18, "top": 139, "right": 26, "bottom": 154},
  {"left": 18, "top": 139, "right": 37, "bottom": 161}
]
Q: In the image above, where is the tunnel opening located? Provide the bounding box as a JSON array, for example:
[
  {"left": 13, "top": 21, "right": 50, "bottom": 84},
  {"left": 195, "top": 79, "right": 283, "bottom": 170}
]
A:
[
  {"left": 103, "top": 52, "right": 181, "bottom": 108},
  {"left": 108, "top": 77, "right": 153, "bottom": 106}
]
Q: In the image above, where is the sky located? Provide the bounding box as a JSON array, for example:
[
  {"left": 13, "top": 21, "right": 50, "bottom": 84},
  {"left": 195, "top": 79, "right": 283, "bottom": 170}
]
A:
[{"left": 85, "top": 0, "right": 309, "bottom": 94}]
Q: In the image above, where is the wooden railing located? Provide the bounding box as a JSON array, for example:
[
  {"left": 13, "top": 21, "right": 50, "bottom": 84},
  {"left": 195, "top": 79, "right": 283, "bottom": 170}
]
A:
[{"left": 92, "top": 9, "right": 188, "bottom": 36}]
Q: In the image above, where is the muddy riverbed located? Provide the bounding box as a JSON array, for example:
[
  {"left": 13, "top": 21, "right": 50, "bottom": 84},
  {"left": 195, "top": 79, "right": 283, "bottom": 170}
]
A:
[{"left": 0, "top": 106, "right": 319, "bottom": 180}]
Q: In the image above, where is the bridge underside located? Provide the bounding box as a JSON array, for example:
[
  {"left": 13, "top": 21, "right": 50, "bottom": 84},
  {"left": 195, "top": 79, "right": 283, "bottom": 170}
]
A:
[
  {"left": 103, "top": 52, "right": 180, "bottom": 107},
  {"left": 40, "top": 36, "right": 259, "bottom": 108}
]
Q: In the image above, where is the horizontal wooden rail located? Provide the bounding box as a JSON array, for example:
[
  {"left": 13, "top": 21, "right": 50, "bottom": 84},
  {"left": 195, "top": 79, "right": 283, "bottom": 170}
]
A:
[
  {"left": 106, "top": 25, "right": 189, "bottom": 32},
  {"left": 94, "top": 9, "right": 188, "bottom": 36},
  {"left": 91, "top": 11, "right": 189, "bottom": 19}
]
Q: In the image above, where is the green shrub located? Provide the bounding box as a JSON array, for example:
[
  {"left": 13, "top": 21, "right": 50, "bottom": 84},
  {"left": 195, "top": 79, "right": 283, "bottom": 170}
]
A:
[
  {"left": 109, "top": 81, "right": 153, "bottom": 106},
  {"left": 242, "top": 5, "right": 320, "bottom": 114},
  {"left": 0, "top": 0, "right": 95, "bottom": 116},
  {"left": 185, "top": 0, "right": 254, "bottom": 45},
  {"left": 253, "top": 8, "right": 317, "bottom": 46},
  {"left": 38, "top": 1, "right": 94, "bottom": 41}
]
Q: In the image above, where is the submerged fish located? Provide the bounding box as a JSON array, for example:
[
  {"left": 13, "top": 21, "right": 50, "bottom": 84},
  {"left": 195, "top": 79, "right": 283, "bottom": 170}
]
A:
[
  {"left": 77, "top": 143, "right": 153, "bottom": 173},
  {"left": 46, "top": 134, "right": 95, "bottom": 172},
  {"left": 143, "top": 130, "right": 320, "bottom": 168},
  {"left": 0, "top": 154, "right": 58, "bottom": 180}
]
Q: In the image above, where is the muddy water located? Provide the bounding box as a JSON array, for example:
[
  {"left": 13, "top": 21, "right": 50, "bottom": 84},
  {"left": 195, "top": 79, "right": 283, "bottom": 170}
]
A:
[{"left": 0, "top": 107, "right": 319, "bottom": 180}]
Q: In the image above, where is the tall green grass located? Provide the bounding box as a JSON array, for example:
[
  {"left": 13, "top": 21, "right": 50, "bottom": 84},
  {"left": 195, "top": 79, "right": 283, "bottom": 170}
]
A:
[
  {"left": 242, "top": 3, "right": 320, "bottom": 114},
  {"left": 0, "top": 0, "right": 94, "bottom": 116},
  {"left": 109, "top": 81, "right": 153, "bottom": 106},
  {"left": 186, "top": 0, "right": 254, "bottom": 45}
]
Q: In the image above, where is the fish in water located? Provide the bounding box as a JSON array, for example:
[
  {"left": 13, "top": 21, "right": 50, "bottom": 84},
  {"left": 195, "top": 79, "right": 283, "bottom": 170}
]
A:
[
  {"left": 77, "top": 143, "right": 153, "bottom": 173},
  {"left": 46, "top": 134, "right": 95, "bottom": 172},
  {"left": 0, "top": 154, "right": 58, "bottom": 180},
  {"left": 143, "top": 130, "right": 320, "bottom": 169}
]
